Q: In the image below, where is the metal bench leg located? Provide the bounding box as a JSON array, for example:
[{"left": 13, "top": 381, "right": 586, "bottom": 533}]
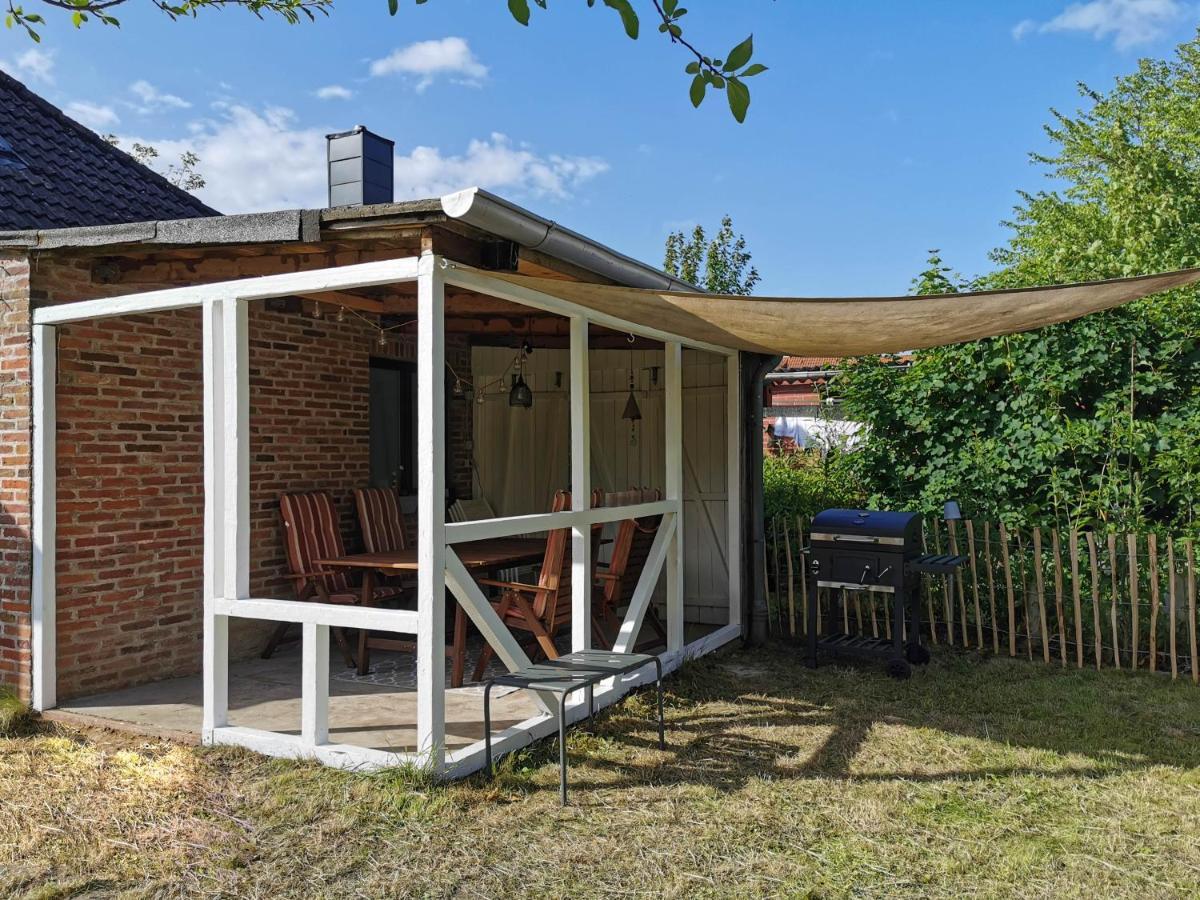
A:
[
  {"left": 484, "top": 681, "right": 494, "bottom": 777},
  {"left": 558, "top": 692, "right": 570, "bottom": 806},
  {"left": 653, "top": 658, "right": 665, "bottom": 750}
]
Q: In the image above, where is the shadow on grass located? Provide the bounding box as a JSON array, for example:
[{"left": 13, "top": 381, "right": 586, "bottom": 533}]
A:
[{"left": 482, "top": 641, "right": 1200, "bottom": 799}]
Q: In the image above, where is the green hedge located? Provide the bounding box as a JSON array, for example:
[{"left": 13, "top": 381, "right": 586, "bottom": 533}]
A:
[{"left": 763, "top": 451, "right": 864, "bottom": 522}]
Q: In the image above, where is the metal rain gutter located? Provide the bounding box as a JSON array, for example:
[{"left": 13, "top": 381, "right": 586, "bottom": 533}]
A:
[{"left": 440, "top": 187, "right": 703, "bottom": 292}]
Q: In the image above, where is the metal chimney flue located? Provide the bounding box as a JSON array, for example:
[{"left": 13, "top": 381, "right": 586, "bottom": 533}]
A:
[{"left": 326, "top": 125, "right": 394, "bottom": 207}]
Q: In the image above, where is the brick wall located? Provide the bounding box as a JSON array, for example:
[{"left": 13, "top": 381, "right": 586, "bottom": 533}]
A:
[
  {"left": 0, "top": 253, "right": 475, "bottom": 701},
  {"left": 0, "top": 255, "right": 31, "bottom": 699},
  {"left": 55, "top": 310, "right": 206, "bottom": 698}
]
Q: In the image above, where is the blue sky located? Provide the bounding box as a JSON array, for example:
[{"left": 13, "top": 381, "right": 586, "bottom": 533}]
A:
[{"left": 2, "top": 0, "right": 1198, "bottom": 294}]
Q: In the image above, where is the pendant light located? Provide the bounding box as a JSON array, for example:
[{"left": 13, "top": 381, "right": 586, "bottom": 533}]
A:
[{"left": 509, "top": 342, "right": 533, "bottom": 408}]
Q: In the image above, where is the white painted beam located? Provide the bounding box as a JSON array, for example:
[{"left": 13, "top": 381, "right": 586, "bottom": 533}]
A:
[
  {"left": 444, "top": 500, "right": 673, "bottom": 544},
  {"left": 416, "top": 253, "right": 447, "bottom": 770},
  {"left": 726, "top": 353, "right": 743, "bottom": 630},
  {"left": 30, "top": 324, "right": 56, "bottom": 712},
  {"left": 569, "top": 315, "right": 591, "bottom": 652},
  {"left": 222, "top": 298, "right": 250, "bottom": 601},
  {"left": 443, "top": 548, "right": 551, "bottom": 716},
  {"left": 209, "top": 725, "right": 412, "bottom": 770},
  {"left": 201, "top": 300, "right": 228, "bottom": 737},
  {"left": 664, "top": 341, "right": 684, "bottom": 651},
  {"left": 613, "top": 513, "right": 676, "bottom": 654},
  {"left": 301, "top": 623, "right": 330, "bottom": 746},
  {"left": 215, "top": 597, "right": 419, "bottom": 632},
  {"left": 32, "top": 256, "right": 422, "bottom": 325}
]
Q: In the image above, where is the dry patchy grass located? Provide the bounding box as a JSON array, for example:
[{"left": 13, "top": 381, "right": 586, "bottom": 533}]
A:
[{"left": 3, "top": 646, "right": 1200, "bottom": 898}]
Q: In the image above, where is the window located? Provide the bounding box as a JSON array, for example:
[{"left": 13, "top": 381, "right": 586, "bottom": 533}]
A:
[{"left": 369, "top": 357, "right": 417, "bottom": 493}]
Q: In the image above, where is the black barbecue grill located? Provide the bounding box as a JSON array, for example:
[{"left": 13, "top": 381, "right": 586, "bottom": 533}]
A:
[{"left": 805, "top": 508, "right": 966, "bottom": 678}]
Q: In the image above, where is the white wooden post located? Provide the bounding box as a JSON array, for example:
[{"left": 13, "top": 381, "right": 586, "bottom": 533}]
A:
[
  {"left": 726, "top": 353, "right": 742, "bottom": 629},
  {"left": 201, "top": 300, "right": 229, "bottom": 737},
  {"left": 569, "top": 315, "right": 592, "bottom": 651},
  {"left": 664, "top": 341, "right": 684, "bottom": 650},
  {"left": 301, "top": 622, "right": 330, "bottom": 746},
  {"left": 222, "top": 298, "right": 250, "bottom": 600},
  {"left": 416, "top": 254, "right": 447, "bottom": 769},
  {"left": 31, "top": 324, "right": 56, "bottom": 711}
]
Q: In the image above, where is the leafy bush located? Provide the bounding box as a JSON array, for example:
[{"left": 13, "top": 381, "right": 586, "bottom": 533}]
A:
[
  {"left": 763, "top": 451, "right": 864, "bottom": 522},
  {"left": 835, "top": 34, "right": 1200, "bottom": 536}
]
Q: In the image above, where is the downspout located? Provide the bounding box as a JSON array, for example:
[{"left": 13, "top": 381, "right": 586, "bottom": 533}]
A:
[{"left": 743, "top": 352, "right": 782, "bottom": 646}]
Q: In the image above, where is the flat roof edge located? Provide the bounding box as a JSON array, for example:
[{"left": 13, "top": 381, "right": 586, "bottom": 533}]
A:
[{"left": 0, "top": 210, "right": 304, "bottom": 251}]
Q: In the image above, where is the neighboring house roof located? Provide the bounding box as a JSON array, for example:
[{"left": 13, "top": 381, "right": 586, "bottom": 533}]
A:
[
  {"left": 779, "top": 356, "right": 841, "bottom": 370},
  {"left": 0, "top": 70, "right": 218, "bottom": 230}
]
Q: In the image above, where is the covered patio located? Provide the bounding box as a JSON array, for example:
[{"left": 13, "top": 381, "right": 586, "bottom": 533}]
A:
[{"left": 30, "top": 253, "right": 745, "bottom": 776}]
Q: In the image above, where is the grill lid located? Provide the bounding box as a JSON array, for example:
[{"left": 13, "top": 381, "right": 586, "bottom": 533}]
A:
[{"left": 810, "top": 508, "right": 922, "bottom": 541}]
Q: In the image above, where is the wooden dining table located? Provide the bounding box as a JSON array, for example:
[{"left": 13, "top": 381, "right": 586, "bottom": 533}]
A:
[{"left": 316, "top": 537, "right": 546, "bottom": 687}]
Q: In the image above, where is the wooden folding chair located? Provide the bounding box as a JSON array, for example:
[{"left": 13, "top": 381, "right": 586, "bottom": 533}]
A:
[
  {"left": 264, "top": 491, "right": 403, "bottom": 666},
  {"left": 593, "top": 487, "right": 669, "bottom": 650},
  {"left": 351, "top": 486, "right": 470, "bottom": 683},
  {"left": 471, "top": 490, "right": 575, "bottom": 681}
]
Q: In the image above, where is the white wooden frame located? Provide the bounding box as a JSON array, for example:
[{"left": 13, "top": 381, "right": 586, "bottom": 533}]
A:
[{"left": 28, "top": 254, "right": 745, "bottom": 778}]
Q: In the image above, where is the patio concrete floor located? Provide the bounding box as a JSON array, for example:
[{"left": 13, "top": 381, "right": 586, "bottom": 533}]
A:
[
  {"left": 54, "top": 623, "right": 720, "bottom": 754},
  {"left": 56, "top": 643, "right": 542, "bottom": 754}
]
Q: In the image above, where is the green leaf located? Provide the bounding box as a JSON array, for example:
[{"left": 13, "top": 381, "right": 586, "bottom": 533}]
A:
[
  {"left": 603, "top": 0, "right": 639, "bottom": 39},
  {"left": 689, "top": 73, "right": 706, "bottom": 108},
  {"left": 507, "top": 0, "right": 531, "bottom": 26},
  {"left": 726, "top": 77, "right": 750, "bottom": 122},
  {"left": 663, "top": 0, "right": 678, "bottom": 15},
  {"left": 741, "top": 63, "right": 768, "bottom": 77},
  {"left": 684, "top": 61, "right": 700, "bottom": 74},
  {"left": 388, "top": 0, "right": 399, "bottom": 13},
  {"left": 723, "top": 34, "right": 753, "bottom": 72}
]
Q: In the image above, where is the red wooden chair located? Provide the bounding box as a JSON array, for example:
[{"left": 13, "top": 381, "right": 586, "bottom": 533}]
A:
[
  {"left": 262, "top": 491, "right": 405, "bottom": 666},
  {"left": 471, "top": 489, "right": 575, "bottom": 681},
  {"left": 354, "top": 486, "right": 413, "bottom": 554}
]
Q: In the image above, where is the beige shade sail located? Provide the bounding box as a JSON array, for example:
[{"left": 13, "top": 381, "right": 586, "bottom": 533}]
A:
[{"left": 482, "top": 266, "right": 1200, "bottom": 356}]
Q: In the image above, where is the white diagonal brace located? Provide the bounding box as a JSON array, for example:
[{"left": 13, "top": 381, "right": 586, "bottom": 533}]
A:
[
  {"left": 613, "top": 512, "right": 676, "bottom": 654},
  {"left": 443, "top": 548, "right": 551, "bottom": 715}
]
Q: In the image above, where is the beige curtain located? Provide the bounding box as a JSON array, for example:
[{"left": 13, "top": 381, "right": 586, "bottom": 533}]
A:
[{"left": 478, "top": 267, "right": 1200, "bottom": 355}]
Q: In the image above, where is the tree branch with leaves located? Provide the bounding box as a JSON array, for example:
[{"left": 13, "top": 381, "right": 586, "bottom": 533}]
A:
[{"left": 7, "top": 0, "right": 767, "bottom": 120}]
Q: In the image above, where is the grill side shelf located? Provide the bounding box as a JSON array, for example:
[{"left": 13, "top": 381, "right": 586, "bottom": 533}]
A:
[{"left": 907, "top": 554, "right": 968, "bottom": 575}]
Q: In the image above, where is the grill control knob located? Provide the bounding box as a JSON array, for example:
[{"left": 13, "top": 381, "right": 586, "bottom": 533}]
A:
[{"left": 809, "top": 558, "right": 820, "bottom": 576}]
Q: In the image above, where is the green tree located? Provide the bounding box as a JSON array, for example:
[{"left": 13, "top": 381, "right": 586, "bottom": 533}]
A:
[
  {"left": 6, "top": 0, "right": 766, "bottom": 120},
  {"left": 663, "top": 215, "right": 761, "bottom": 295},
  {"left": 836, "top": 35, "right": 1200, "bottom": 536},
  {"left": 104, "top": 136, "right": 206, "bottom": 192}
]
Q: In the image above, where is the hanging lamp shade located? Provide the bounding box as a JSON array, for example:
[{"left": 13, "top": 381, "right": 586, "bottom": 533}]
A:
[{"left": 509, "top": 373, "right": 533, "bottom": 408}]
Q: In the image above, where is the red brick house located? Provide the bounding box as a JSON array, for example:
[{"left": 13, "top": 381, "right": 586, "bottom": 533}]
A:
[{"left": 0, "top": 114, "right": 755, "bottom": 774}]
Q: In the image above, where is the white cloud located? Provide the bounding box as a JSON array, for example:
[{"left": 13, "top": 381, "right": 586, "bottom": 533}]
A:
[
  {"left": 315, "top": 84, "right": 354, "bottom": 100},
  {"left": 1013, "top": 0, "right": 1188, "bottom": 49},
  {"left": 369, "top": 37, "right": 487, "bottom": 91},
  {"left": 129, "top": 79, "right": 191, "bottom": 112},
  {"left": 0, "top": 47, "right": 55, "bottom": 84},
  {"left": 394, "top": 133, "right": 608, "bottom": 200},
  {"left": 65, "top": 101, "right": 120, "bottom": 130},
  {"left": 117, "top": 106, "right": 608, "bottom": 213}
]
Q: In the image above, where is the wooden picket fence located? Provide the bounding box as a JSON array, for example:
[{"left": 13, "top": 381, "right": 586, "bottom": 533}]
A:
[{"left": 764, "top": 515, "right": 1200, "bottom": 682}]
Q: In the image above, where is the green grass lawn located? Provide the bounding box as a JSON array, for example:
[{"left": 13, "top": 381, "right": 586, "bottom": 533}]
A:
[{"left": 3, "top": 645, "right": 1200, "bottom": 898}]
